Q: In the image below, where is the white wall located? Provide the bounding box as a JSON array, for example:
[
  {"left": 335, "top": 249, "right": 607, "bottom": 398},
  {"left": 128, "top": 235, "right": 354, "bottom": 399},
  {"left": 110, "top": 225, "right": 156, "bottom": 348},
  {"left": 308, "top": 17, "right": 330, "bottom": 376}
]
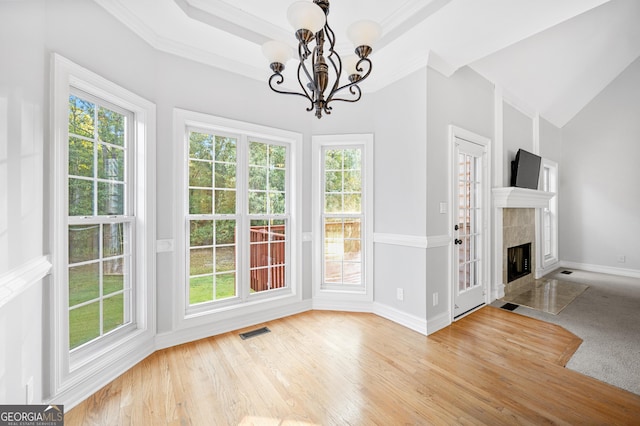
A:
[
  {"left": 373, "top": 68, "right": 427, "bottom": 321},
  {"left": 503, "top": 102, "right": 534, "bottom": 186},
  {"left": 0, "top": 1, "right": 46, "bottom": 404},
  {"left": 426, "top": 66, "right": 494, "bottom": 321},
  {"left": 370, "top": 65, "right": 494, "bottom": 328},
  {"left": 152, "top": 52, "right": 312, "bottom": 333},
  {"left": 561, "top": 57, "right": 640, "bottom": 273},
  {"left": 539, "top": 117, "right": 562, "bottom": 163}
]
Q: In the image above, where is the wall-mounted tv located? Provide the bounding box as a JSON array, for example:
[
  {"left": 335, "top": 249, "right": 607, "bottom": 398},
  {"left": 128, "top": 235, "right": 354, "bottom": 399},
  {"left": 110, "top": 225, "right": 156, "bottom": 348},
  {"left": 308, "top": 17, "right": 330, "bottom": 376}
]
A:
[{"left": 510, "top": 149, "right": 541, "bottom": 189}]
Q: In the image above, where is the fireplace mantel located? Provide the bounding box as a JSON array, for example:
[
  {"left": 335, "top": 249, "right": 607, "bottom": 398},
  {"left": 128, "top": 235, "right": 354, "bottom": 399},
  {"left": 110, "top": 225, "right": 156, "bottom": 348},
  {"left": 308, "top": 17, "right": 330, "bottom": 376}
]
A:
[{"left": 493, "top": 187, "right": 555, "bottom": 209}]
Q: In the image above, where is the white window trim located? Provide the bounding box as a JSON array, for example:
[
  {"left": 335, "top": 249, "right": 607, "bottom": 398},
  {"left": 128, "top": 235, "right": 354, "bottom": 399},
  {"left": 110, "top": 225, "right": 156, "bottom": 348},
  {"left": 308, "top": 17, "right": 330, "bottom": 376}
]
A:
[
  {"left": 537, "top": 158, "right": 559, "bottom": 274},
  {"left": 311, "top": 134, "right": 374, "bottom": 306},
  {"left": 173, "top": 108, "right": 302, "bottom": 329},
  {"left": 49, "top": 54, "right": 156, "bottom": 402}
]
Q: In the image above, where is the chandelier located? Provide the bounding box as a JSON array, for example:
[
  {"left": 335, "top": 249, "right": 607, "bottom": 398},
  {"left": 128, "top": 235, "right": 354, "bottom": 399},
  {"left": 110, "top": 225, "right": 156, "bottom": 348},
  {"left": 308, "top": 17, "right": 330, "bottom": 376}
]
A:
[{"left": 262, "top": 0, "right": 381, "bottom": 119}]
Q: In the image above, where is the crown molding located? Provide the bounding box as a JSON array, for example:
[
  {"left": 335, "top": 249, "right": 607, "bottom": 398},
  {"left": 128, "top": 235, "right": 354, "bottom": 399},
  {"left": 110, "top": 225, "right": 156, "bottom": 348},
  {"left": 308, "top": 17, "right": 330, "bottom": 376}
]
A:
[
  {"left": 176, "top": 0, "right": 289, "bottom": 44},
  {"left": 95, "top": 0, "right": 160, "bottom": 47}
]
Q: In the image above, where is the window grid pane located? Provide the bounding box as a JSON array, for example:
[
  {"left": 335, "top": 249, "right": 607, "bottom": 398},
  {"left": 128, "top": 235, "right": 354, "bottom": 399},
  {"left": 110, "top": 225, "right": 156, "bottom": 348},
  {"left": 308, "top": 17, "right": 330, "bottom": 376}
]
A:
[
  {"left": 188, "top": 219, "right": 238, "bottom": 305},
  {"left": 249, "top": 219, "right": 288, "bottom": 293}
]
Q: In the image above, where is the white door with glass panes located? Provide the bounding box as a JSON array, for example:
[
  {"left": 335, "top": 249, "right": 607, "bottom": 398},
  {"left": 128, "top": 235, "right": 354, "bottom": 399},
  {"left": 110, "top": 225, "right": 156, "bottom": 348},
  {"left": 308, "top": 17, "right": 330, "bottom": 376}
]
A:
[{"left": 453, "top": 136, "right": 487, "bottom": 318}]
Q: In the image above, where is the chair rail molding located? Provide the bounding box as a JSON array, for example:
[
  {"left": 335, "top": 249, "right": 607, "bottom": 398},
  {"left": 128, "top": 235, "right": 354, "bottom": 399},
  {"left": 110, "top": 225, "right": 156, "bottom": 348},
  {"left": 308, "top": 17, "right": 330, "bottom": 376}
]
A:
[{"left": 0, "top": 255, "right": 52, "bottom": 308}]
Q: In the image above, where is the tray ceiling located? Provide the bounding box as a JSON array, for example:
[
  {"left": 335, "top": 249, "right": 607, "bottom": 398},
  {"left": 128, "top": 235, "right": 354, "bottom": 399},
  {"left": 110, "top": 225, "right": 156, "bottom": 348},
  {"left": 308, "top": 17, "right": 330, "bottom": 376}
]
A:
[{"left": 96, "top": 0, "right": 640, "bottom": 127}]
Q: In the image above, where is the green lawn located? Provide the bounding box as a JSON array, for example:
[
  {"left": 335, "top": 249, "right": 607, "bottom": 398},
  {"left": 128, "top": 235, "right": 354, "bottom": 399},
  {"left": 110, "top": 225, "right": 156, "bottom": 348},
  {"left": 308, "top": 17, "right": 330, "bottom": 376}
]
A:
[
  {"left": 68, "top": 269, "right": 126, "bottom": 350},
  {"left": 69, "top": 270, "right": 237, "bottom": 349},
  {"left": 189, "top": 274, "right": 236, "bottom": 304}
]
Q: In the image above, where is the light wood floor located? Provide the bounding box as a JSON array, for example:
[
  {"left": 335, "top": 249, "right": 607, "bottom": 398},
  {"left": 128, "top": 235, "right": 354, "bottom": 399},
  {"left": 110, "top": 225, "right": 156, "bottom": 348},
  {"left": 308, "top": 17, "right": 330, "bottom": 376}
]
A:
[{"left": 65, "top": 307, "right": 640, "bottom": 425}]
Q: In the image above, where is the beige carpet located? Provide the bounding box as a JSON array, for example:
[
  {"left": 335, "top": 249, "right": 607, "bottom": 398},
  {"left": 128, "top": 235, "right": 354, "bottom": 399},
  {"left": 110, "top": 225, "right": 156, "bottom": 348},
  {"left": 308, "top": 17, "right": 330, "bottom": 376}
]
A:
[
  {"left": 501, "top": 277, "right": 588, "bottom": 314},
  {"left": 496, "top": 269, "right": 640, "bottom": 395}
]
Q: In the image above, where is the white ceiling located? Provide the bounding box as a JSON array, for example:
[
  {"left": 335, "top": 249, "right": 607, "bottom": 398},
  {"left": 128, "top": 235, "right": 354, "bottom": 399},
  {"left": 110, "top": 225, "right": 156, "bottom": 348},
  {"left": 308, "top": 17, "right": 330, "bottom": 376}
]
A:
[{"left": 96, "top": 0, "right": 640, "bottom": 127}]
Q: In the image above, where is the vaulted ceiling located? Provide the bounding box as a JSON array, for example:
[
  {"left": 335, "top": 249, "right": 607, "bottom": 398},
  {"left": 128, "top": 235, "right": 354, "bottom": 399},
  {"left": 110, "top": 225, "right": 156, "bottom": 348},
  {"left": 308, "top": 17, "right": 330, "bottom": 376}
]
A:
[{"left": 96, "top": 0, "right": 640, "bottom": 127}]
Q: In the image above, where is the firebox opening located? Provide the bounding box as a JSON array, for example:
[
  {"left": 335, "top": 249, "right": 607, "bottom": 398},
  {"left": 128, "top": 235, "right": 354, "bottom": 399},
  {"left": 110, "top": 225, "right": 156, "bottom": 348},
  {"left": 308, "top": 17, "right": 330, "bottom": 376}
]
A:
[{"left": 508, "top": 242, "right": 531, "bottom": 282}]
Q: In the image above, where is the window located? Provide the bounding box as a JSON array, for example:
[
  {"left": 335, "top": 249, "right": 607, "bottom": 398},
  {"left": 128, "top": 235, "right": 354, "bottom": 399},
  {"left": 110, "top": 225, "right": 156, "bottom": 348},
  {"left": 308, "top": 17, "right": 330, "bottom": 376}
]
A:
[
  {"left": 176, "top": 110, "right": 300, "bottom": 317},
  {"left": 51, "top": 54, "right": 155, "bottom": 395},
  {"left": 187, "top": 131, "right": 238, "bottom": 304},
  {"left": 67, "top": 93, "right": 133, "bottom": 349},
  {"left": 323, "top": 148, "right": 363, "bottom": 286},
  {"left": 312, "top": 135, "right": 373, "bottom": 302},
  {"left": 540, "top": 159, "right": 558, "bottom": 267}
]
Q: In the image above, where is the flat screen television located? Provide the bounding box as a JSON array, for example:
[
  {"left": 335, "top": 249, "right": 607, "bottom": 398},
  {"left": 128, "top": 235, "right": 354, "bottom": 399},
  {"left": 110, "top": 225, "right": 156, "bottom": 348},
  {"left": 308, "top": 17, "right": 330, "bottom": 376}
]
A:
[{"left": 510, "top": 149, "right": 541, "bottom": 189}]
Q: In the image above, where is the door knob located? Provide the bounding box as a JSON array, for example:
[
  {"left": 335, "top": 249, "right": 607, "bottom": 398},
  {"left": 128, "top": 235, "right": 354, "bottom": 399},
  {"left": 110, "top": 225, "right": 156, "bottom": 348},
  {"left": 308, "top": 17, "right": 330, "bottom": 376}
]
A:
[{"left": 455, "top": 239, "right": 463, "bottom": 245}]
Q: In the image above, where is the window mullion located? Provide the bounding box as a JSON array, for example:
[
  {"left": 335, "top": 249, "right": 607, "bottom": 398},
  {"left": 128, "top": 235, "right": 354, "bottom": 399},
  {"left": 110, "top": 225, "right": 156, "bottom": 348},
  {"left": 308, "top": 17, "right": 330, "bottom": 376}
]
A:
[
  {"left": 99, "top": 223, "right": 104, "bottom": 337},
  {"left": 237, "top": 134, "right": 248, "bottom": 302},
  {"left": 93, "top": 106, "right": 99, "bottom": 217}
]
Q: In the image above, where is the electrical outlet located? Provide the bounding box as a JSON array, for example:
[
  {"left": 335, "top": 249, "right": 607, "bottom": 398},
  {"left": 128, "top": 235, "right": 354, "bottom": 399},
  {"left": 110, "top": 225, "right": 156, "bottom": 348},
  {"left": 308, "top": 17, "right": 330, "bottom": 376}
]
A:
[
  {"left": 617, "top": 255, "right": 626, "bottom": 263},
  {"left": 396, "top": 288, "right": 404, "bottom": 301},
  {"left": 433, "top": 292, "right": 439, "bottom": 306},
  {"left": 439, "top": 202, "right": 447, "bottom": 214}
]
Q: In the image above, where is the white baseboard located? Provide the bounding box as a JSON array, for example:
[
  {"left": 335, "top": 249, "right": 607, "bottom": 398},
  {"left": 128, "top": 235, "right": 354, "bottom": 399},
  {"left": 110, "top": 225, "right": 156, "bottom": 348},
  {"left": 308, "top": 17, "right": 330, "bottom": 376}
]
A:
[
  {"left": 312, "top": 298, "right": 374, "bottom": 312},
  {"left": 372, "top": 302, "right": 427, "bottom": 335},
  {"left": 49, "top": 339, "right": 155, "bottom": 411},
  {"left": 155, "top": 300, "right": 313, "bottom": 350},
  {"left": 537, "top": 260, "right": 560, "bottom": 278},
  {"left": 426, "top": 311, "right": 450, "bottom": 335},
  {"left": 492, "top": 282, "right": 505, "bottom": 300},
  {"left": 559, "top": 261, "right": 640, "bottom": 279}
]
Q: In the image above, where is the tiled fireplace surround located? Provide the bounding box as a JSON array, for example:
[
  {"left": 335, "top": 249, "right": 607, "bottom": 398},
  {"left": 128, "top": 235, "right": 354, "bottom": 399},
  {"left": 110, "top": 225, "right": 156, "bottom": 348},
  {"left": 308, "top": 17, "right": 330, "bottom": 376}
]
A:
[
  {"left": 503, "top": 208, "right": 536, "bottom": 295},
  {"left": 493, "top": 187, "right": 554, "bottom": 299}
]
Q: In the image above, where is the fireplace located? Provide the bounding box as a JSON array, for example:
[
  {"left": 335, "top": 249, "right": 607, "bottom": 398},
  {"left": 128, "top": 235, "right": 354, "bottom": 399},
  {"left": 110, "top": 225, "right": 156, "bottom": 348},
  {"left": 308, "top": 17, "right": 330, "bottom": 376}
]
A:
[
  {"left": 493, "top": 187, "right": 554, "bottom": 299},
  {"left": 507, "top": 242, "right": 531, "bottom": 282},
  {"left": 501, "top": 207, "right": 536, "bottom": 292}
]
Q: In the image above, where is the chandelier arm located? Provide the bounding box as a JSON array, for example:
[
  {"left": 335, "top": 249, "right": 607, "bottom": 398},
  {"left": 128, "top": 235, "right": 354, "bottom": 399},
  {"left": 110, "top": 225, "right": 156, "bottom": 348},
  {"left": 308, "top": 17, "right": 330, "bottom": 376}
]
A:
[
  {"left": 327, "top": 84, "right": 363, "bottom": 104},
  {"left": 326, "top": 57, "right": 372, "bottom": 104},
  {"left": 268, "top": 72, "right": 314, "bottom": 104}
]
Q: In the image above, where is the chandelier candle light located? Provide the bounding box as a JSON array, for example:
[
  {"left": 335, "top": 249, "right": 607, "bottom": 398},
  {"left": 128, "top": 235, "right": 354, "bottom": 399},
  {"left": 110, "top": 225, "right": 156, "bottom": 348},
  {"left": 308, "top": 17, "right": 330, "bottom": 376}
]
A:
[{"left": 262, "top": 0, "right": 381, "bottom": 119}]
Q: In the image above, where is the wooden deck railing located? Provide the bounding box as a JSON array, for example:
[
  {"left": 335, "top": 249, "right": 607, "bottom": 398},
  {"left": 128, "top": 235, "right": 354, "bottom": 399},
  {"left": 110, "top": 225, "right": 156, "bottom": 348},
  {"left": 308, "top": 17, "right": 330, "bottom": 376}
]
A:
[{"left": 249, "top": 225, "right": 286, "bottom": 292}]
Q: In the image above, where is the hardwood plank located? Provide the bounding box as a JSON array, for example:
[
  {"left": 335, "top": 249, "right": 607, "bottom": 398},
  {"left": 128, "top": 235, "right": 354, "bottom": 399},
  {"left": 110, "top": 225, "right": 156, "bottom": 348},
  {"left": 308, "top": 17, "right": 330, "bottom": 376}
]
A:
[{"left": 65, "top": 307, "right": 640, "bottom": 425}]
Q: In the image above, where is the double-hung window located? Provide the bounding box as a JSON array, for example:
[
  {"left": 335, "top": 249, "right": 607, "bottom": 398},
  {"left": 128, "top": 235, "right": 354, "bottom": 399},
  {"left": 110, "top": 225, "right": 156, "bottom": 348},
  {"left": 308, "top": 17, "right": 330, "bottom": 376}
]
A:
[
  {"left": 177, "top": 109, "right": 301, "bottom": 317},
  {"left": 67, "top": 92, "right": 134, "bottom": 349},
  {"left": 312, "top": 134, "right": 373, "bottom": 302},
  {"left": 51, "top": 54, "right": 155, "bottom": 395}
]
